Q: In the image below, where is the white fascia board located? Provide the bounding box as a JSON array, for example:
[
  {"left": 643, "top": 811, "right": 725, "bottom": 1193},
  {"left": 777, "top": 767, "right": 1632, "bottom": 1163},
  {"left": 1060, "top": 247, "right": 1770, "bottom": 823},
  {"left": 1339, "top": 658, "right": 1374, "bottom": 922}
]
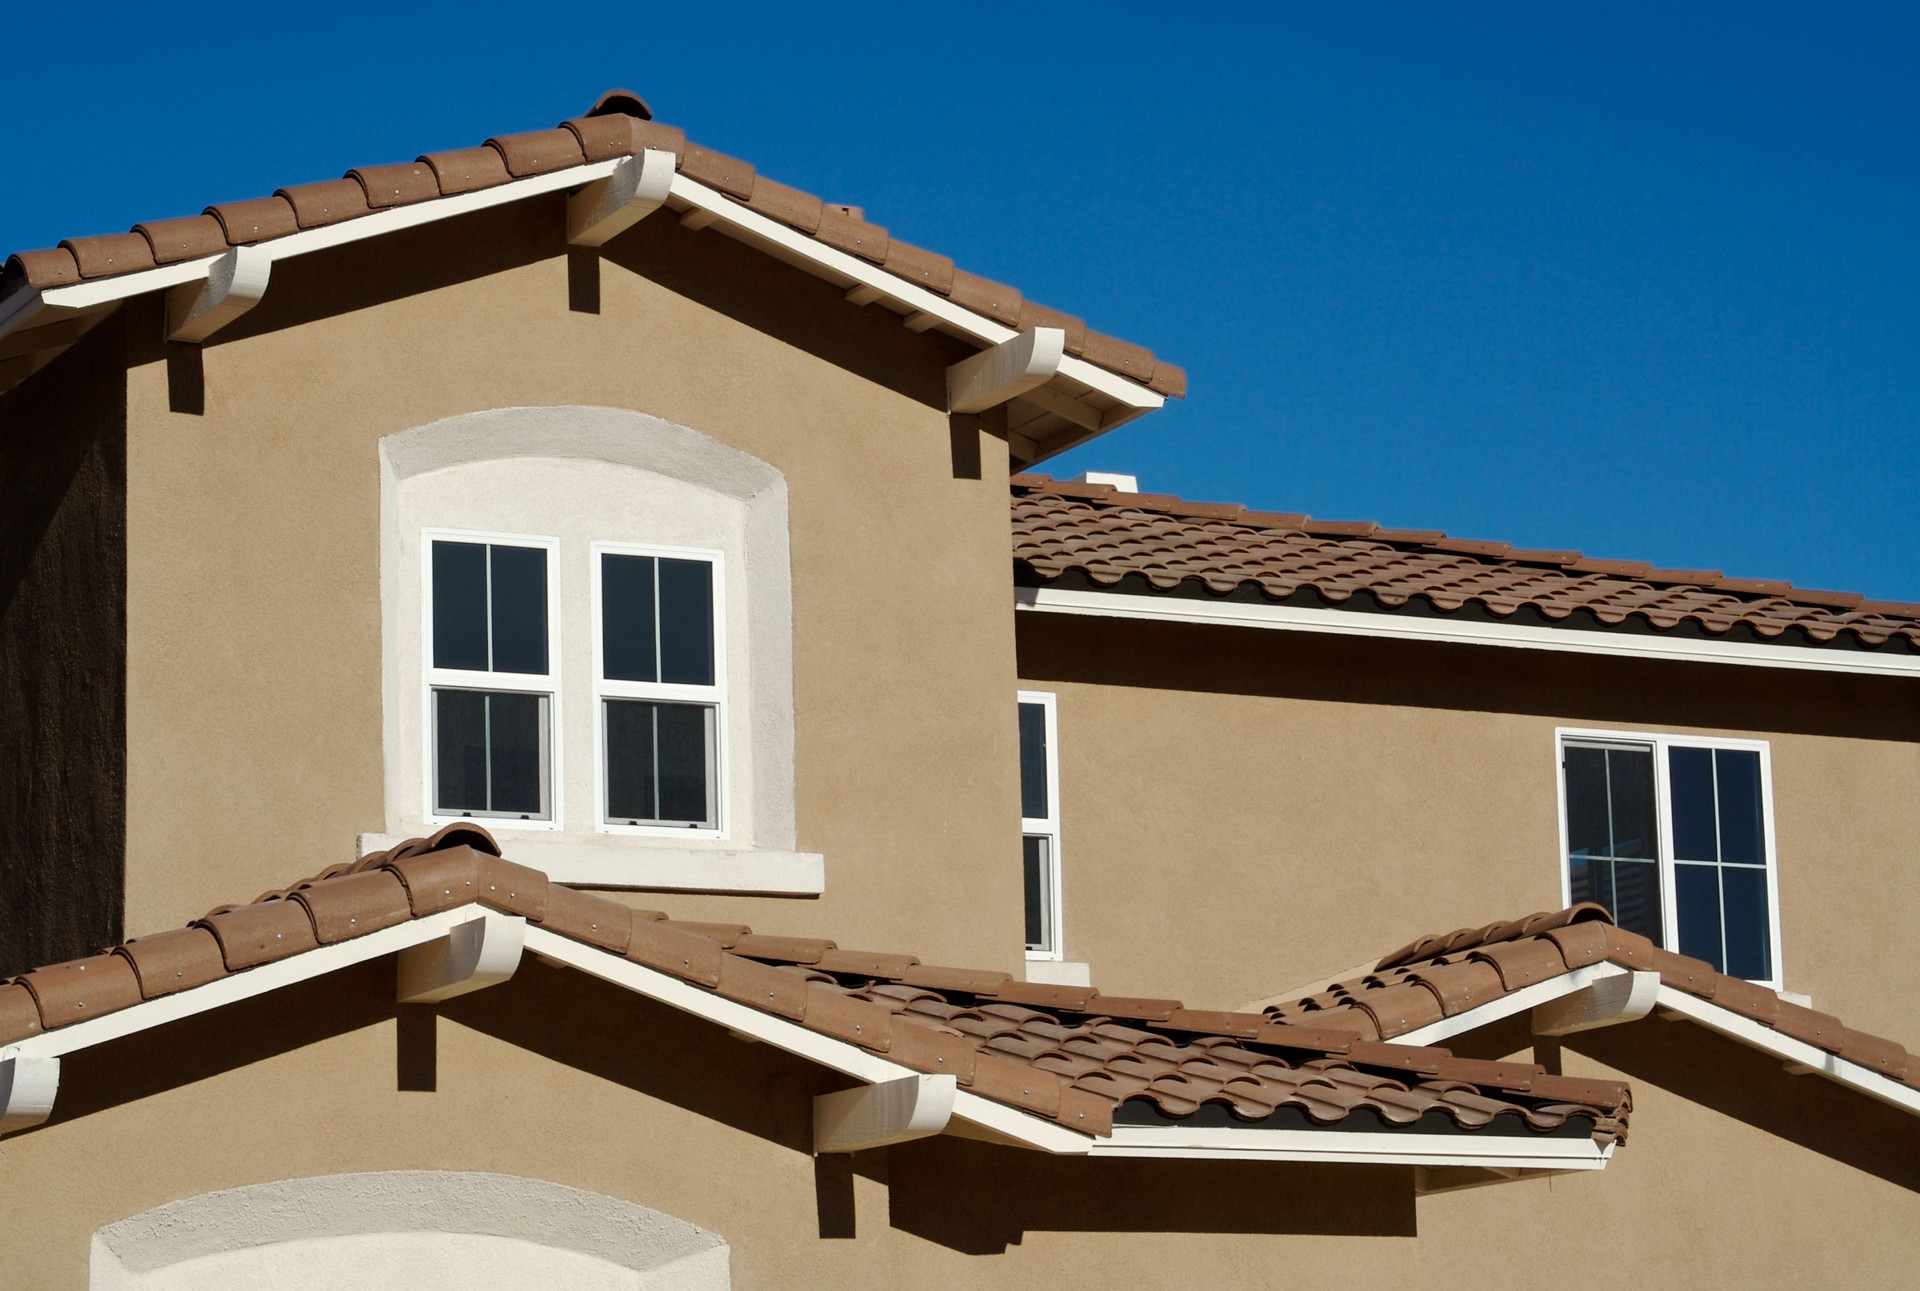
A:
[
  {"left": 0, "top": 160, "right": 629, "bottom": 347},
  {"left": 1392, "top": 963, "right": 1631, "bottom": 1047},
  {"left": 0, "top": 906, "right": 511, "bottom": 1064},
  {"left": 665, "top": 174, "right": 1165, "bottom": 417},
  {"left": 1015, "top": 586, "right": 1920, "bottom": 679},
  {"left": 1654, "top": 986, "right": 1920, "bottom": 1117},
  {"left": 1091, "top": 1124, "right": 1612, "bottom": 1171}
]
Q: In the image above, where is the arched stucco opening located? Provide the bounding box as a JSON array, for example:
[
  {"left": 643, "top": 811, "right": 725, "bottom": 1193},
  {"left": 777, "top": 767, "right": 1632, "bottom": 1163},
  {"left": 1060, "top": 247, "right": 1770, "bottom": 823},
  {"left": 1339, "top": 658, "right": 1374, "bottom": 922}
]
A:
[{"left": 90, "top": 1170, "right": 730, "bottom": 1289}]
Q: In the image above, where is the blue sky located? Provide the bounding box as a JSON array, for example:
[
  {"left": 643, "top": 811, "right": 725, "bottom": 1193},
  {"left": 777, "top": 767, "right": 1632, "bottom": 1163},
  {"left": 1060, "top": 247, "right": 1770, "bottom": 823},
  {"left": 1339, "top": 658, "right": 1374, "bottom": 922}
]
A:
[{"left": 5, "top": 4, "right": 1916, "bottom": 601}]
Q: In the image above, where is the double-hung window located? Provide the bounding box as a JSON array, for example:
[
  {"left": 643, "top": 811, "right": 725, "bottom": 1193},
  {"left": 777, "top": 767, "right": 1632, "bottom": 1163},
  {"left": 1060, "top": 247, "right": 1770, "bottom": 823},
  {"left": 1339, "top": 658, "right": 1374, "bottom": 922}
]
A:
[
  {"left": 426, "top": 533, "right": 559, "bottom": 823},
  {"left": 1558, "top": 730, "right": 1781, "bottom": 985},
  {"left": 594, "top": 544, "right": 725, "bottom": 832},
  {"left": 1019, "top": 692, "right": 1063, "bottom": 958}
]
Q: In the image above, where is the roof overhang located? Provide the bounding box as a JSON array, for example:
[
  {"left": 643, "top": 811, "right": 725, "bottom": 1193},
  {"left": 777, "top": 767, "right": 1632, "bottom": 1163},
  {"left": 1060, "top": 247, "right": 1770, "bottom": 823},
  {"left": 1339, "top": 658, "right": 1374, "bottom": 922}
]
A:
[
  {"left": 1382, "top": 961, "right": 1920, "bottom": 1119},
  {"left": 0, "top": 159, "right": 1163, "bottom": 462},
  {"left": 0, "top": 902, "right": 1605, "bottom": 1176},
  {"left": 1015, "top": 585, "right": 1920, "bottom": 679}
]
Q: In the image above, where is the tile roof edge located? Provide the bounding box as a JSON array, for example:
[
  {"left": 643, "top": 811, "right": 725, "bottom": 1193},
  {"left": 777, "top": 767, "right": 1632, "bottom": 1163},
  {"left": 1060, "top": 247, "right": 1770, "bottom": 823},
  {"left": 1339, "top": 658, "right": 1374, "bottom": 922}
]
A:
[{"left": 1010, "top": 476, "right": 1920, "bottom": 636}]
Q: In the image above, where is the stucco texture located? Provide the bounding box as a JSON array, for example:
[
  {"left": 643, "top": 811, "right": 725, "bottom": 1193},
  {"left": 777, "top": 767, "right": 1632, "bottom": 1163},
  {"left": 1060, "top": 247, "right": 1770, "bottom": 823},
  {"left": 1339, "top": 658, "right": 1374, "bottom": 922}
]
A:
[
  {"left": 0, "top": 960, "right": 1913, "bottom": 1288},
  {"left": 1018, "top": 613, "right": 1920, "bottom": 1041},
  {"left": 119, "top": 198, "right": 1026, "bottom": 973}
]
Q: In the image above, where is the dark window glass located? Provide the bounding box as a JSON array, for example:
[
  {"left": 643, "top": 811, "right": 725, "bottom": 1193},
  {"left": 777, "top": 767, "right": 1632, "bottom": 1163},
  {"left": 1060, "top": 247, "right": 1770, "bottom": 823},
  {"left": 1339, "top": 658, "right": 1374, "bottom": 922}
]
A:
[
  {"left": 1670, "top": 746, "right": 1718, "bottom": 862},
  {"left": 1607, "top": 859, "right": 1664, "bottom": 942},
  {"left": 605, "top": 700, "right": 657, "bottom": 822},
  {"left": 658, "top": 559, "right": 715, "bottom": 686},
  {"left": 602, "top": 554, "right": 658, "bottom": 683},
  {"left": 433, "top": 689, "right": 546, "bottom": 818},
  {"left": 434, "top": 689, "right": 488, "bottom": 811},
  {"left": 1023, "top": 835, "right": 1050, "bottom": 950},
  {"left": 656, "top": 703, "right": 712, "bottom": 823},
  {"left": 487, "top": 692, "right": 544, "bottom": 815},
  {"left": 604, "top": 700, "right": 714, "bottom": 826},
  {"left": 488, "top": 545, "right": 549, "bottom": 675},
  {"left": 1563, "top": 746, "right": 1610, "bottom": 858},
  {"left": 1721, "top": 865, "right": 1772, "bottom": 981},
  {"left": 1019, "top": 703, "right": 1049, "bottom": 820},
  {"left": 1674, "top": 863, "right": 1724, "bottom": 970},
  {"left": 431, "top": 542, "right": 488, "bottom": 672},
  {"left": 1714, "top": 749, "right": 1765, "bottom": 865},
  {"left": 1607, "top": 747, "right": 1657, "bottom": 859}
]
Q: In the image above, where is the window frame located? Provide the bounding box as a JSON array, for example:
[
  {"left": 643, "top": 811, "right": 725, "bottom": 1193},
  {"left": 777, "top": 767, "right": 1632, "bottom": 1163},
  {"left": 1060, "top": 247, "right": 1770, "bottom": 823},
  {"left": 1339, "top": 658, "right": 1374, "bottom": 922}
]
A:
[
  {"left": 1554, "top": 726, "right": 1784, "bottom": 988},
  {"left": 1019, "top": 690, "right": 1065, "bottom": 961},
  {"left": 421, "top": 527, "right": 564, "bottom": 831},
  {"left": 591, "top": 541, "right": 730, "bottom": 838}
]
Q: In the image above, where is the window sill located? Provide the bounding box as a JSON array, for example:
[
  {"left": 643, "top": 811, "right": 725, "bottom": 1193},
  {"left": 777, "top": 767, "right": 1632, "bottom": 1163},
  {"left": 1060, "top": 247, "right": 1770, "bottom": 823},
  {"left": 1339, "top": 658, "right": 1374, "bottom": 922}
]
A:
[
  {"left": 1024, "top": 958, "right": 1092, "bottom": 987},
  {"left": 357, "top": 833, "right": 824, "bottom": 896}
]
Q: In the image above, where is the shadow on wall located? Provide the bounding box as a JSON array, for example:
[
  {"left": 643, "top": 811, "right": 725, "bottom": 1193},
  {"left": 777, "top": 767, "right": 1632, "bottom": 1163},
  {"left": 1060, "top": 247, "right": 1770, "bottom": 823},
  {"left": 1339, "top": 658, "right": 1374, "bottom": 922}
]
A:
[
  {"left": 1017, "top": 612, "right": 1920, "bottom": 745},
  {"left": 1443, "top": 1013, "right": 1920, "bottom": 1194},
  {"left": 885, "top": 1136, "right": 1416, "bottom": 1255}
]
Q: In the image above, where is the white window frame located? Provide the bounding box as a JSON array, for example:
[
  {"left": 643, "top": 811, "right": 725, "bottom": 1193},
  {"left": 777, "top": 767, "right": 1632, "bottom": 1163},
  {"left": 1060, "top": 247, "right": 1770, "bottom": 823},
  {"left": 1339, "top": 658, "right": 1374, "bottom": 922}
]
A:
[
  {"left": 1019, "top": 691, "right": 1065, "bottom": 961},
  {"left": 1554, "top": 727, "right": 1784, "bottom": 988},
  {"left": 591, "top": 542, "right": 729, "bottom": 838},
  {"left": 421, "top": 528, "right": 564, "bottom": 831}
]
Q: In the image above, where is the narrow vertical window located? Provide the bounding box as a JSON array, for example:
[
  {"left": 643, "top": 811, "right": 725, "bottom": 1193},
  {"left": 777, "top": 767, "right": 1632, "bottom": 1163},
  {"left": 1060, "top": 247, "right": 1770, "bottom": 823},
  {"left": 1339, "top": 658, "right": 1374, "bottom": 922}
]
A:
[
  {"left": 596, "top": 546, "right": 723, "bottom": 830},
  {"left": 1019, "top": 692, "right": 1062, "bottom": 957},
  {"left": 1559, "top": 732, "right": 1778, "bottom": 984},
  {"left": 426, "top": 535, "right": 556, "bottom": 822}
]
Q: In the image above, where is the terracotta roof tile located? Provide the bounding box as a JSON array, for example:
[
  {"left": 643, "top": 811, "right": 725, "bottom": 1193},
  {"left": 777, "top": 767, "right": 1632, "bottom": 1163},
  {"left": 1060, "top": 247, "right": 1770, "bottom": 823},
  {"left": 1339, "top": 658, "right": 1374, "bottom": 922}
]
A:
[
  {"left": 348, "top": 162, "right": 441, "bottom": 209},
  {"left": 275, "top": 178, "right": 373, "bottom": 229},
  {"left": 4, "top": 247, "right": 81, "bottom": 294},
  {"left": 59, "top": 232, "right": 155, "bottom": 278},
  {"left": 419, "top": 146, "right": 513, "bottom": 197},
  {"left": 486, "top": 128, "right": 587, "bottom": 178},
  {"left": 3, "top": 831, "right": 1634, "bottom": 1147},
  {"left": 133, "top": 215, "right": 228, "bottom": 264},
  {"left": 1011, "top": 477, "right": 1920, "bottom": 653},
  {"left": 206, "top": 196, "right": 300, "bottom": 244}
]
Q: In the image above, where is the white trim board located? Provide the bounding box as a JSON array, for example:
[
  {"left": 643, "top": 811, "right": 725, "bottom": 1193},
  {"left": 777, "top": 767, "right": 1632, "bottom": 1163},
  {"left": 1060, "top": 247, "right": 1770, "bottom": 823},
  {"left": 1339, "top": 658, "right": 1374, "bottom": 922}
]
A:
[
  {"left": 1015, "top": 586, "right": 1920, "bottom": 678},
  {"left": 1091, "top": 1124, "right": 1613, "bottom": 1171}
]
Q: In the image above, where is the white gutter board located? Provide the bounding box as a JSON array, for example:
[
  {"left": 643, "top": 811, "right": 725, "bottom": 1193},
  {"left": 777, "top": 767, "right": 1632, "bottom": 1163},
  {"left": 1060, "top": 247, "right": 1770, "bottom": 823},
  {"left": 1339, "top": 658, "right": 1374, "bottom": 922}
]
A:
[{"left": 1016, "top": 586, "right": 1920, "bottom": 679}]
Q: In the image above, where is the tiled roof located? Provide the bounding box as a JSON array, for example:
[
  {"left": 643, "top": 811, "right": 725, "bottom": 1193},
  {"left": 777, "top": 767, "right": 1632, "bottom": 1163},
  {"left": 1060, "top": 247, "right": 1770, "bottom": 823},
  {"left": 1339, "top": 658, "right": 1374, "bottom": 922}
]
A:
[
  {"left": 1264, "top": 903, "right": 1919, "bottom": 1088},
  {"left": 0, "top": 828, "right": 1625, "bottom": 1146},
  {"left": 0, "top": 91, "right": 1183, "bottom": 401},
  {"left": 1012, "top": 476, "right": 1920, "bottom": 652}
]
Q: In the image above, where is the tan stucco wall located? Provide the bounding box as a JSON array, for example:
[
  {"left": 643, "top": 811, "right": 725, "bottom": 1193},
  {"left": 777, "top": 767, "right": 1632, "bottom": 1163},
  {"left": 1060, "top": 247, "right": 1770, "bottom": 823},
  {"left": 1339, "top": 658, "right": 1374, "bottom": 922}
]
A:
[
  {"left": 0, "top": 962, "right": 1913, "bottom": 1289},
  {"left": 119, "top": 199, "right": 1025, "bottom": 972},
  {"left": 1019, "top": 614, "right": 1920, "bottom": 1040}
]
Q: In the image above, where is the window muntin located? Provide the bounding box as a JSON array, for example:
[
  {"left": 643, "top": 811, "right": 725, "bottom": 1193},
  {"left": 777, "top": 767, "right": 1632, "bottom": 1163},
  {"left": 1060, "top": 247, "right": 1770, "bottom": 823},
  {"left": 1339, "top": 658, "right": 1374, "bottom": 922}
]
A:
[
  {"left": 1559, "top": 731, "right": 1779, "bottom": 985},
  {"left": 594, "top": 545, "right": 725, "bottom": 833},
  {"left": 1019, "top": 693, "right": 1063, "bottom": 958},
  {"left": 424, "top": 533, "right": 560, "bottom": 825}
]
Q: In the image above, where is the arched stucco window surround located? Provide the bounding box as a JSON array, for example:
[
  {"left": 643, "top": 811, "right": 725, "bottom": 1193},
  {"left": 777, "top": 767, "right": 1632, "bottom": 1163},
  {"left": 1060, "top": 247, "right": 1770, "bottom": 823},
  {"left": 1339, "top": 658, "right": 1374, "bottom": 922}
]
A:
[
  {"left": 90, "top": 1170, "right": 730, "bottom": 1289},
  {"left": 373, "top": 406, "right": 821, "bottom": 893}
]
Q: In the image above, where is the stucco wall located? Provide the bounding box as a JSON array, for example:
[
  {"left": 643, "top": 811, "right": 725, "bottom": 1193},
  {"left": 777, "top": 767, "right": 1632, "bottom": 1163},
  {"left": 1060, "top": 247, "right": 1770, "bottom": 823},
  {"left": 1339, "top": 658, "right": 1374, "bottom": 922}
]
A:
[
  {"left": 0, "top": 959, "right": 1912, "bottom": 1289},
  {"left": 0, "top": 317, "right": 128, "bottom": 977},
  {"left": 1018, "top": 613, "right": 1920, "bottom": 1040},
  {"left": 117, "top": 198, "right": 1025, "bottom": 972}
]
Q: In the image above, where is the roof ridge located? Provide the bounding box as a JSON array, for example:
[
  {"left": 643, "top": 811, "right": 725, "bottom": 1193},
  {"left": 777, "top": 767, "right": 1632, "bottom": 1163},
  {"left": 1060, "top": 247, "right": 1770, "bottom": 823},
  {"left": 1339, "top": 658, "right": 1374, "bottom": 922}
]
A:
[{"left": 3, "top": 92, "right": 1183, "bottom": 400}]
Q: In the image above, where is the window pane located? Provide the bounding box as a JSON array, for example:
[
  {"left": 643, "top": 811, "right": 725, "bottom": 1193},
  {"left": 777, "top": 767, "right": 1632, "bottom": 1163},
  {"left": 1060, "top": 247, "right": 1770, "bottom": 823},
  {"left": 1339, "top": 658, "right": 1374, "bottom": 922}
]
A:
[
  {"left": 1605, "top": 747, "right": 1657, "bottom": 859},
  {"left": 433, "top": 689, "right": 488, "bottom": 811},
  {"left": 656, "top": 702, "right": 713, "bottom": 824},
  {"left": 658, "top": 558, "right": 715, "bottom": 686},
  {"left": 1721, "top": 865, "right": 1772, "bottom": 981},
  {"left": 487, "top": 692, "right": 544, "bottom": 816},
  {"left": 1607, "top": 858, "right": 1664, "bottom": 942},
  {"left": 1567, "top": 854, "right": 1594, "bottom": 905},
  {"left": 1563, "top": 745, "right": 1609, "bottom": 857},
  {"left": 605, "top": 700, "right": 658, "bottom": 822},
  {"left": 1023, "top": 834, "right": 1051, "bottom": 951},
  {"left": 601, "top": 554, "right": 658, "bottom": 683},
  {"left": 431, "top": 542, "right": 488, "bottom": 672},
  {"left": 489, "top": 545, "right": 549, "bottom": 675},
  {"left": 1714, "top": 749, "right": 1766, "bottom": 865},
  {"left": 1019, "top": 703, "right": 1049, "bottom": 820},
  {"left": 1674, "top": 863, "right": 1724, "bottom": 971},
  {"left": 1670, "top": 745, "right": 1718, "bottom": 862}
]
